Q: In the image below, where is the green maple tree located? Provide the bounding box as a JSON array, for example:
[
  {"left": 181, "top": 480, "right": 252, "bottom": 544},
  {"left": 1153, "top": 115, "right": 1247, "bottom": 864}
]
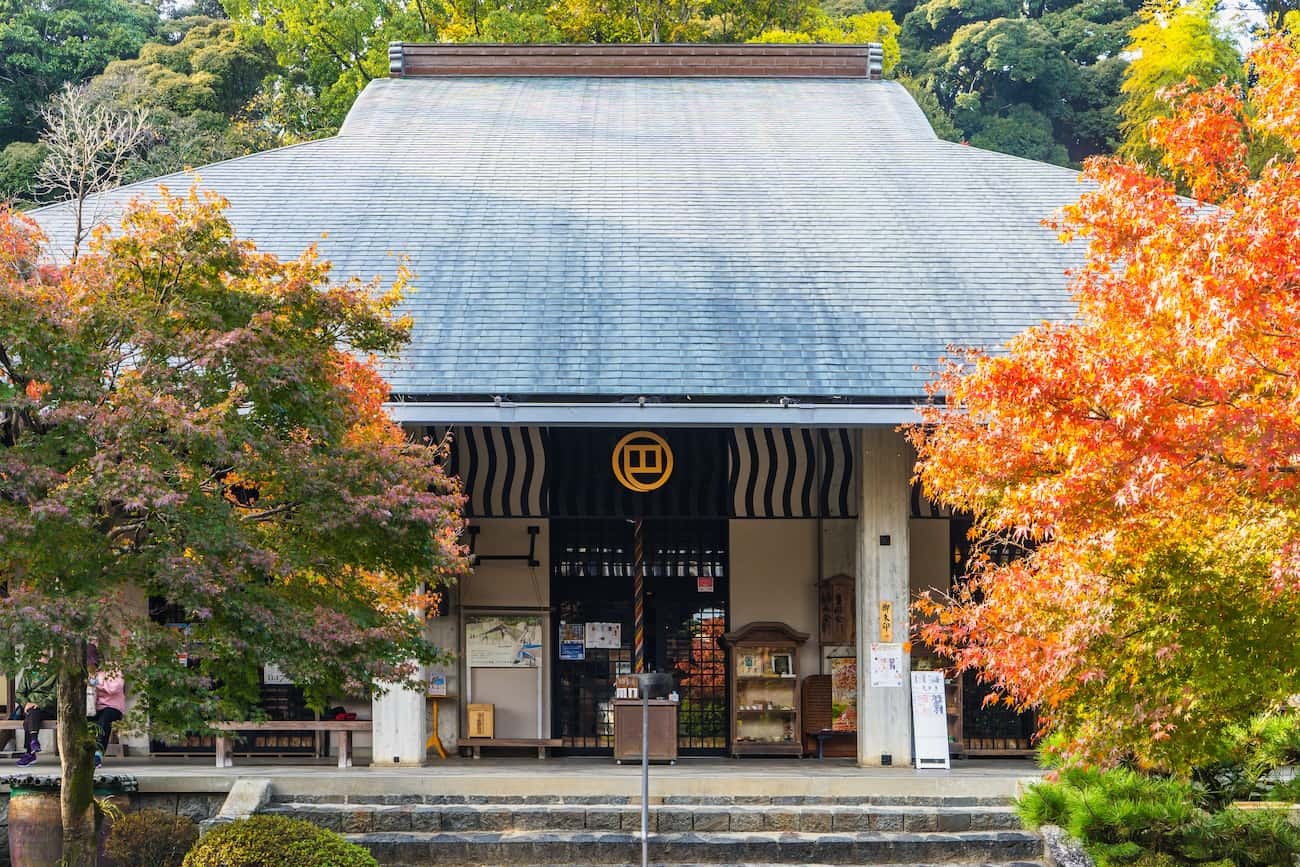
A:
[{"left": 0, "top": 186, "right": 465, "bottom": 863}]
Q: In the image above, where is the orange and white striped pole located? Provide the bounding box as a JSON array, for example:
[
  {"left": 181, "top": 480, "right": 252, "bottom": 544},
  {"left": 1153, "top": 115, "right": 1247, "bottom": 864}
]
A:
[{"left": 633, "top": 519, "right": 645, "bottom": 674}]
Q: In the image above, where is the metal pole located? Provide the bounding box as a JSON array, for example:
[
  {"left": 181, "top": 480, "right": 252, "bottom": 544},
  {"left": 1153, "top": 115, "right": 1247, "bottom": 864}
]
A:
[{"left": 641, "top": 689, "right": 650, "bottom": 867}]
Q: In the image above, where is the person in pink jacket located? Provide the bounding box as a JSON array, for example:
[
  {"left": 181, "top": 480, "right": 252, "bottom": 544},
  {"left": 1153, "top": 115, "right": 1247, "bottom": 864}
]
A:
[{"left": 86, "top": 645, "right": 125, "bottom": 769}]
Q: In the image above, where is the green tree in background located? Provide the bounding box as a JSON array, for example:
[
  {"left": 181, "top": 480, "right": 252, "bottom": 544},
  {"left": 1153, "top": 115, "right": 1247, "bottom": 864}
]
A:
[
  {"left": 0, "top": 0, "right": 158, "bottom": 146},
  {"left": 749, "top": 10, "right": 902, "bottom": 71},
  {"left": 221, "top": 0, "right": 900, "bottom": 129},
  {"left": 221, "top": 0, "right": 437, "bottom": 126},
  {"left": 1117, "top": 0, "right": 1241, "bottom": 166},
  {"left": 84, "top": 18, "right": 282, "bottom": 182},
  {"left": 0, "top": 142, "right": 48, "bottom": 207},
  {"left": 897, "top": 0, "right": 1140, "bottom": 164}
]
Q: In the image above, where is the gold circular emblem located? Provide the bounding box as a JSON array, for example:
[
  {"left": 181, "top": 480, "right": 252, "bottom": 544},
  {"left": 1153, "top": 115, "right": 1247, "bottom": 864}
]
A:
[{"left": 612, "top": 431, "right": 674, "bottom": 493}]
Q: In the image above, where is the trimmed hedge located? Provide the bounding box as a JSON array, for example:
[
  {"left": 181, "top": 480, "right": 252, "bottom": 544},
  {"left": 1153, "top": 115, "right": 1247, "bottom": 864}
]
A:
[{"left": 182, "top": 815, "right": 378, "bottom": 867}]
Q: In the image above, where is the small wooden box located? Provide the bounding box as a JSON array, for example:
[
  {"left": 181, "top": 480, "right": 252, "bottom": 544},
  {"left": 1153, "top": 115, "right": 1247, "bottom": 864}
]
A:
[
  {"left": 613, "top": 699, "right": 678, "bottom": 763},
  {"left": 467, "top": 703, "right": 494, "bottom": 738}
]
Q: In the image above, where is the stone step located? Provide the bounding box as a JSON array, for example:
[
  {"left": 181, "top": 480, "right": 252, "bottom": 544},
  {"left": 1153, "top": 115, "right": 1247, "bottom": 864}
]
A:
[
  {"left": 265, "top": 802, "right": 1024, "bottom": 835},
  {"left": 348, "top": 829, "right": 1044, "bottom": 865},
  {"left": 273, "top": 793, "right": 1016, "bottom": 807}
]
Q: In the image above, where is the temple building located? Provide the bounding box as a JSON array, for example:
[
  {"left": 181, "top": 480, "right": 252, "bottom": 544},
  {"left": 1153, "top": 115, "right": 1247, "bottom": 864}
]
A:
[{"left": 31, "top": 44, "right": 1085, "bottom": 767}]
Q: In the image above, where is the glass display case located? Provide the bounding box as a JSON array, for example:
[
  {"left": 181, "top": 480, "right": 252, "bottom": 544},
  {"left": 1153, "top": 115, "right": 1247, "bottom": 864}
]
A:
[{"left": 723, "top": 621, "right": 809, "bottom": 757}]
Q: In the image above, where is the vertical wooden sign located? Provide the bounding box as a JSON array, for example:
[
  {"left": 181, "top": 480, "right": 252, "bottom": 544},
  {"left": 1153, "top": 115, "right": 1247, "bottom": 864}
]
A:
[{"left": 879, "top": 601, "right": 893, "bottom": 643}]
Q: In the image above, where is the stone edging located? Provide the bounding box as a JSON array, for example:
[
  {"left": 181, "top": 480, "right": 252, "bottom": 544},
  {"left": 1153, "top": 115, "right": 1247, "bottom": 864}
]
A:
[
  {"left": 0, "top": 773, "right": 138, "bottom": 792},
  {"left": 1041, "top": 824, "right": 1094, "bottom": 867}
]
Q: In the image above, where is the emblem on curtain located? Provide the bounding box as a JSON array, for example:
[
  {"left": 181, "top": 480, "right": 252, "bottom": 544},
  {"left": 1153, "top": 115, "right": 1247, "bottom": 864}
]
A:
[{"left": 611, "top": 431, "right": 674, "bottom": 492}]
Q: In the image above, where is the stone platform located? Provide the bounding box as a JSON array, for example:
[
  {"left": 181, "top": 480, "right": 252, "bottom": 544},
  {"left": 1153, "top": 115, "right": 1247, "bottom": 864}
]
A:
[
  {"left": 0, "top": 757, "right": 1047, "bottom": 866},
  {"left": 83, "top": 755, "right": 1043, "bottom": 801}
]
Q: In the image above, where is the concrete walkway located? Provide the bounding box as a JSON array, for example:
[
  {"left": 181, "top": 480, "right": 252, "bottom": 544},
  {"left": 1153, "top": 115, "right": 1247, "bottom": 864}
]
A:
[{"left": 61, "top": 756, "right": 1043, "bottom": 801}]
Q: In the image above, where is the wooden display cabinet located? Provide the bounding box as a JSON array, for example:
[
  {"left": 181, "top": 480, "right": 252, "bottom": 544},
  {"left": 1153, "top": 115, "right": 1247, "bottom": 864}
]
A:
[{"left": 722, "top": 621, "right": 809, "bottom": 757}]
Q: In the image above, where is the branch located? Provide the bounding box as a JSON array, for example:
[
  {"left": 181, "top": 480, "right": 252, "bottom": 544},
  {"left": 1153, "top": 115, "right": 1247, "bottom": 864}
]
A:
[
  {"left": 0, "top": 344, "right": 30, "bottom": 389},
  {"left": 1203, "top": 453, "right": 1299, "bottom": 475},
  {"left": 238, "top": 503, "right": 299, "bottom": 523}
]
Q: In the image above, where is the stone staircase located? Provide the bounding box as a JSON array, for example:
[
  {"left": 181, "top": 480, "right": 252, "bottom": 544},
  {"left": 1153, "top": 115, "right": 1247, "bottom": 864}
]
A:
[{"left": 263, "top": 793, "right": 1045, "bottom": 865}]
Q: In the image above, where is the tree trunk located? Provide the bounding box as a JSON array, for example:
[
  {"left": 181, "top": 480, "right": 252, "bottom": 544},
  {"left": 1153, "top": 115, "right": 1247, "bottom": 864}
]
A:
[{"left": 57, "top": 641, "right": 97, "bottom": 867}]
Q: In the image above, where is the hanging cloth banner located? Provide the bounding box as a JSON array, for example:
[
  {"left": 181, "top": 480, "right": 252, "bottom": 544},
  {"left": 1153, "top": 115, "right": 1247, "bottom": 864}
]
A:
[{"left": 910, "top": 670, "right": 951, "bottom": 769}]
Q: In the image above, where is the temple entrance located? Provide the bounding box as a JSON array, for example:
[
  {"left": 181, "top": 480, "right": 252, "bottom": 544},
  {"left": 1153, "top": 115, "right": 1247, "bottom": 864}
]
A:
[{"left": 550, "top": 518, "right": 729, "bottom": 754}]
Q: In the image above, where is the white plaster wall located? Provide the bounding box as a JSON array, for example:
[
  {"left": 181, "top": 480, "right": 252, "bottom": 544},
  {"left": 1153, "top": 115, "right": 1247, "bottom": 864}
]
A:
[
  {"left": 817, "top": 505, "right": 952, "bottom": 606},
  {"left": 457, "top": 518, "right": 551, "bottom": 739},
  {"left": 729, "top": 520, "right": 821, "bottom": 678},
  {"left": 460, "top": 519, "right": 549, "bottom": 609},
  {"left": 820, "top": 519, "right": 857, "bottom": 578}
]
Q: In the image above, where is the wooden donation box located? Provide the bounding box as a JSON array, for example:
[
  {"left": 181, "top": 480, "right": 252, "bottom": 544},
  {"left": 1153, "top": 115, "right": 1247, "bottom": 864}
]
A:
[
  {"left": 467, "top": 703, "right": 495, "bottom": 739},
  {"left": 613, "top": 699, "right": 678, "bottom": 763}
]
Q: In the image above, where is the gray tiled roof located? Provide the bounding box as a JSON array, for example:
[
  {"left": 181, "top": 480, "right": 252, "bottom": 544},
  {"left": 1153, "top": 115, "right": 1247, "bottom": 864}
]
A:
[{"left": 31, "top": 77, "right": 1085, "bottom": 399}]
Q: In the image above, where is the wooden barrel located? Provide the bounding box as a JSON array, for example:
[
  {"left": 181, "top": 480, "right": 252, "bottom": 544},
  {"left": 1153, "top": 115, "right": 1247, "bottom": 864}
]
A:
[
  {"left": 6, "top": 779, "right": 133, "bottom": 867},
  {"left": 7, "top": 785, "right": 64, "bottom": 867}
]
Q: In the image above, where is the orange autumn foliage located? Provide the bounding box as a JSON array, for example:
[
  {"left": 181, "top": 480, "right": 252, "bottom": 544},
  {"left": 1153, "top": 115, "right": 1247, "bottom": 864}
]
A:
[{"left": 908, "top": 37, "right": 1300, "bottom": 770}]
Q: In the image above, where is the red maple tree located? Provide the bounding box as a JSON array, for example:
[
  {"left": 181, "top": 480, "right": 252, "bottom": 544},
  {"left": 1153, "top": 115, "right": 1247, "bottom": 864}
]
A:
[{"left": 909, "top": 36, "right": 1300, "bottom": 770}]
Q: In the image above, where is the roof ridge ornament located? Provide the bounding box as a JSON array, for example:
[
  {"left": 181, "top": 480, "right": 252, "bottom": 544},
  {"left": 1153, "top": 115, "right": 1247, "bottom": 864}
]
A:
[{"left": 385, "top": 43, "right": 887, "bottom": 79}]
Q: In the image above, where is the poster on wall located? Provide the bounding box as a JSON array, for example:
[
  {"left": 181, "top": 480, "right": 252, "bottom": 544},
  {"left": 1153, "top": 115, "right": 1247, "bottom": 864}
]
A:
[
  {"left": 559, "top": 622, "right": 586, "bottom": 661},
  {"left": 263, "top": 663, "right": 292, "bottom": 685},
  {"left": 830, "top": 657, "right": 858, "bottom": 732},
  {"left": 910, "top": 670, "right": 951, "bottom": 769},
  {"left": 584, "top": 621, "right": 621, "bottom": 649},
  {"left": 869, "top": 643, "right": 904, "bottom": 688},
  {"left": 466, "top": 615, "right": 543, "bottom": 668}
]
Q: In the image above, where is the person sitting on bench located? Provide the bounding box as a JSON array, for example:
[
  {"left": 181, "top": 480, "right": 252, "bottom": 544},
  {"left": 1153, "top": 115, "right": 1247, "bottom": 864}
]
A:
[
  {"left": 87, "top": 645, "right": 125, "bottom": 769},
  {"left": 15, "top": 658, "right": 57, "bottom": 767}
]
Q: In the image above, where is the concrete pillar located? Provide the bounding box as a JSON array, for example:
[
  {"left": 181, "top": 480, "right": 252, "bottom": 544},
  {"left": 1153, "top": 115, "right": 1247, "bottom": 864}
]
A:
[
  {"left": 855, "top": 427, "right": 913, "bottom": 767},
  {"left": 371, "top": 674, "right": 428, "bottom": 767}
]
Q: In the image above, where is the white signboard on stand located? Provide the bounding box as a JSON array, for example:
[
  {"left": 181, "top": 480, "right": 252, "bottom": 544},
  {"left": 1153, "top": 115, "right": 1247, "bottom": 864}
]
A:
[{"left": 910, "top": 670, "right": 951, "bottom": 769}]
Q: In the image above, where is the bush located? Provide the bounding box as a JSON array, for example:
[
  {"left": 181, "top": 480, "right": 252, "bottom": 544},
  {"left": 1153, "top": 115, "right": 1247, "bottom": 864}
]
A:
[
  {"left": 1018, "top": 766, "right": 1300, "bottom": 866},
  {"left": 182, "top": 815, "right": 378, "bottom": 867},
  {"left": 105, "top": 809, "right": 199, "bottom": 867},
  {"left": 1266, "top": 775, "right": 1300, "bottom": 803},
  {"left": 1196, "top": 712, "right": 1300, "bottom": 808}
]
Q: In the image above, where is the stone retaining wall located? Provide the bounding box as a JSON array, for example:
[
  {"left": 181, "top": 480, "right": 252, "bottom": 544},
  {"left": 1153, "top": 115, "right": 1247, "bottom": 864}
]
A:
[{"left": 0, "top": 791, "right": 225, "bottom": 865}]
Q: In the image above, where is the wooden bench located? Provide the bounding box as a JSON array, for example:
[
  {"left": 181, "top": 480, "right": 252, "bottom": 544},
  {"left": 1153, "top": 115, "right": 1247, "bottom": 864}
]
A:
[
  {"left": 0, "top": 719, "right": 124, "bottom": 757},
  {"left": 456, "top": 737, "right": 562, "bottom": 760},
  {"left": 211, "top": 720, "right": 372, "bottom": 769}
]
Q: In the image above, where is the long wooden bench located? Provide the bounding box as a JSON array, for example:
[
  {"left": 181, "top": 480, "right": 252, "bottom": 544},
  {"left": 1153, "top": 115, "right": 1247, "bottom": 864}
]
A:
[
  {"left": 0, "top": 719, "right": 124, "bottom": 757},
  {"left": 456, "top": 737, "right": 562, "bottom": 760},
  {"left": 211, "top": 720, "right": 372, "bottom": 769}
]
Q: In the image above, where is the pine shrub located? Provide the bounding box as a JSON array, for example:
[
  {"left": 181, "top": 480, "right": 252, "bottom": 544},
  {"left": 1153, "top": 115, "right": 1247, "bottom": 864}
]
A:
[
  {"left": 105, "top": 809, "right": 199, "bottom": 867},
  {"left": 182, "top": 815, "right": 378, "bottom": 867},
  {"left": 1017, "top": 766, "right": 1300, "bottom": 866}
]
